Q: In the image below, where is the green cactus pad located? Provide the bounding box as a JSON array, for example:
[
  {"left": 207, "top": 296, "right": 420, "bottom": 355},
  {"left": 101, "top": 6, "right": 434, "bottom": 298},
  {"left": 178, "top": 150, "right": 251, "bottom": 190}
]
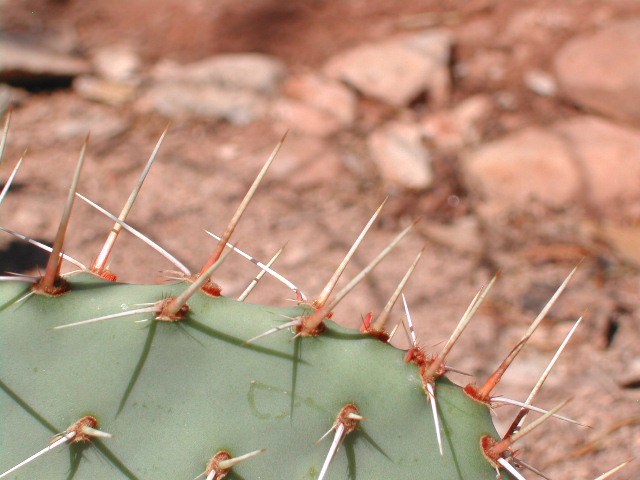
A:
[{"left": 0, "top": 272, "right": 513, "bottom": 479}]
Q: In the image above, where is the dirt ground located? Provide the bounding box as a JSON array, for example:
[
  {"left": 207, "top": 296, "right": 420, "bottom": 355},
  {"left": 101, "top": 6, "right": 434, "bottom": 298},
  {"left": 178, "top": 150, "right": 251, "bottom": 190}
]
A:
[{"left": 1, "top": 1, "right": 639, "bottom": 479}]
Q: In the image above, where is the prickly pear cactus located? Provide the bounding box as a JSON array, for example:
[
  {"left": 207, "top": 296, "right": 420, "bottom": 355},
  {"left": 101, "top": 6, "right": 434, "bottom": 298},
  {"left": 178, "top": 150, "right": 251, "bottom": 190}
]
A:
[
  {"left": 1, "top": 273, "right": 510, "bottom": 480},
  {"left": 0, "top": 115, "right": 625, "bottom": 480}
]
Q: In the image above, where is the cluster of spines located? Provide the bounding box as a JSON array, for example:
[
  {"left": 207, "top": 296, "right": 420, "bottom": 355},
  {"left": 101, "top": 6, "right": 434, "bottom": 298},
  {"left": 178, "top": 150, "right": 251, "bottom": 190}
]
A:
[{"left": 0, "top": 107, "right": 631, "bottom": 480}]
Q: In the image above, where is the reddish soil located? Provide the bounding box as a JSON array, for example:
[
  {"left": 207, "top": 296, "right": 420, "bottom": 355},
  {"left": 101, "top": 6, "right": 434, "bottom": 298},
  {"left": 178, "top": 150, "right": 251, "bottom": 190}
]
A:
[{"left": 2, "top": 1, "right": 639, "bottom": 479}]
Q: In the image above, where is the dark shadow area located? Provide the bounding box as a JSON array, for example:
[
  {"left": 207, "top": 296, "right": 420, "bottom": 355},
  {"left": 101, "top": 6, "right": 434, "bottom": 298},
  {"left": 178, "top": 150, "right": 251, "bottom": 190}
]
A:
[
  {"left": 345, "top": 439, "right": 357, "bottom": 480},
  {"left": 185, "top": 318, "right": 304, "bottom": 363},
  {"left": 0, "top": 239, "right": 49, "bottom": 274},
  {"left": 1, "top": 73, "right": 74, "bottom": 92},
  {"left": 355, "top": 428, "right": 391, "bottom": 462},
  {"left": 343, "top": 428, "right": 391, "bottom": 480},
  {"left": 0, "top": 285, "right": 32, "bottom": 312},
  {"left": 0, "top": 180, "right": 26, "bottom": 194},
  {"left": 439, "top": 405, "right": 465, "bottom": 479},
  {"left": 289, "top": 335, "right": 302, "bottom": 420},
  {"left": 117, "top": 322, "right": 157, "bottom": 415},
  {"left": 213, "top": 1, "right": 309, "bottom": 55},
  {"left": 621, "top": 379, "right": 640, "bottom": 389},
  {"left": 0, "top": 378, "right": 59, "bottom": 434},
  {"left": 92, "top": 439, "right": 141, "bottom": 480},
  {"left": 66, "top": 443, "right": 90, "bottom": 480}
]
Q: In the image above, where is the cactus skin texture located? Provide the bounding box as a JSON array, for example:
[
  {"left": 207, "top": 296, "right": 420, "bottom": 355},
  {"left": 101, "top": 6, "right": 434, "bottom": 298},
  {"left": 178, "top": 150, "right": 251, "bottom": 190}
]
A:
[{"left": 0, "top": 272, "right": 514, "bottom": 479}]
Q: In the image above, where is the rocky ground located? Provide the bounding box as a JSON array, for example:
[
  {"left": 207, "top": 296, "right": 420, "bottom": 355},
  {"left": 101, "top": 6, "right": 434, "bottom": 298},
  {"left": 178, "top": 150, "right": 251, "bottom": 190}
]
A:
[{"left": 1, "top": 1, "right": 639, "bottom": 479}]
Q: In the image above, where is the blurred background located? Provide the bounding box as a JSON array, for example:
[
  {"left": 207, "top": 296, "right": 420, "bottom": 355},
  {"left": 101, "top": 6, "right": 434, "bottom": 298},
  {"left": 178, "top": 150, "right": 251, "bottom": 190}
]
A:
[{"left": 1, "top": 1, "right": 639, "bottom": 478}]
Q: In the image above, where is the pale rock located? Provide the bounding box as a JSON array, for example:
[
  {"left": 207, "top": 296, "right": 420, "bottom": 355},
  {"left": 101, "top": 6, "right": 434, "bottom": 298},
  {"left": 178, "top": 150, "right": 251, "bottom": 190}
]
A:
[
  {"left": 92, "top": 45, "right": 141, "bottom": 84},
  {"left": 524, "top": 69, "right": 557, "bottom": 97},
  {"left": 456, "top": 95, "right": 493, "bottom": 129},
  {"left": 136, "top": 83, "right": 267, "bottom": 124},
  {"left": 54, "top": 109, "right": 130, "bottom": 143},
  {"left": 151, "top": 53, "right": 286, "bottom": 94},
  {"left": 368, "top": 121, "right": 433, "bottom": 191},
  {"left": 0, "top": 40, "right": 90, "bottom": 85},
  {"left": 0, "top": 84, "right": 29, "bottom": 111},
  {"left": 74, "top": 76, "right": 137, "bottom": 106},
  {"left": 422, "top": 95, "right": 492, "bottom": 152},
  {"left": 462, "top": 126, "right": 577, "bottom": 216},
  {"left": 324, "top": 30, "right": 452, "bottom": 108},
  {"left": 554, "top": 18, "right": 640, "bottom": 122},
  {"left": 618, "top": 356, "right": 640, "bottom": 388},
  {"left": 142, "top": 53, "right": 285, "bottom": 122},
  {"left": 40, "top": 28, "right": 81, "bottom": 56}
]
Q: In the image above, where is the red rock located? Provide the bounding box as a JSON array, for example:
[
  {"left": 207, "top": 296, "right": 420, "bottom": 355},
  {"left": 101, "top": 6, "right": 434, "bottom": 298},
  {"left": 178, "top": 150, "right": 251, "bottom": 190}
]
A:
[
  {"left": 554, "top": 18, "right": 640, "bottom": 122},
  {"left": 285, "top": 74, "right": 356, "bottom": 127},
  {"left": 455, "top": 50, "right": 509, "bottom": 85},
  {"left": 274, "top": 74, "right": 357, "bottom": 137},
  {"left": 462, "top": 126, "right": 577, "bottom": 217},
  {"left": 554, "top": 116, "right": 640, "bottom": 207},
  {"left": 274, "top": 99, "right": 344, "bottom": 137},
  {"left": 463, "top": 116, "right": 640, "bottom": 218},
  {"left": 504, "top": 6, "right": 575, "bottom": 44}
]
